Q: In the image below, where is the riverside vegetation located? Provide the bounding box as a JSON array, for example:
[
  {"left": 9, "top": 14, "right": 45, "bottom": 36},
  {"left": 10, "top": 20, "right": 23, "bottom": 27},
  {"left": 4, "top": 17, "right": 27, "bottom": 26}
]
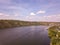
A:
[
  {"left": 48, "top": 26, "right": 60, "bottom": 45},
  {"left": 0, "top": 20, "right": 60, "bottom": 29},
  {"left": 0, "top": 20, "right": 44, "bottom": 29}
]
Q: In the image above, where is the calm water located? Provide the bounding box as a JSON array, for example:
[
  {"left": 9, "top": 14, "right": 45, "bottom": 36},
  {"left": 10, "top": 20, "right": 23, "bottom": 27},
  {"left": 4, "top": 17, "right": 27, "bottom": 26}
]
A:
[{"left": 0, "top": 26, "right": 50, "bottom": 45}]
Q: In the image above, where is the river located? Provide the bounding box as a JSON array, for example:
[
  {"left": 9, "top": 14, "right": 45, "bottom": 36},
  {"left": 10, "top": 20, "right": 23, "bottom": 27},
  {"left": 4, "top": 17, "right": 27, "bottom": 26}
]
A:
[{"left": 0, "top": 26, "right": 50, "bottom": 45}]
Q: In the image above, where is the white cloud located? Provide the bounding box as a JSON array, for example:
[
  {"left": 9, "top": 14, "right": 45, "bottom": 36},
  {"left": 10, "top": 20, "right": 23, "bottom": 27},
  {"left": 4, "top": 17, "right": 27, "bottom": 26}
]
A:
[
  {"left": 0, "top": 12, "right": 60, "bottom": 22},
  {"left": 37, "top": 10, "right": 46, "bottom": 14},
  {"left": 0, "top": 13, "right": 20, "bottom": 17},
  {"left": 25, "top": 14, "right": 60, "bottom": 22},
  {"left": 0, "top": 13, "right": 20, "bottom": 20},
  {"left": 39, "top": 14, "right": 60, "bottom": 22},
  {"left": 30, "top": 12, "right": 36, "bottom": 15},
  {"left": 29, "top": 10, "right": 46, "bottom": 16},
  {"left": 0, "top": 13, "right": 10, "bottom": 16}
]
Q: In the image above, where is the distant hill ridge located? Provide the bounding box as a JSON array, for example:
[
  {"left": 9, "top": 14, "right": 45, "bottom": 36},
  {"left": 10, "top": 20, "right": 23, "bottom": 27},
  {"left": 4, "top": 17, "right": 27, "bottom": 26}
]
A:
[{"left": 0, "top": 20, "right": 60, "bottom": 29}]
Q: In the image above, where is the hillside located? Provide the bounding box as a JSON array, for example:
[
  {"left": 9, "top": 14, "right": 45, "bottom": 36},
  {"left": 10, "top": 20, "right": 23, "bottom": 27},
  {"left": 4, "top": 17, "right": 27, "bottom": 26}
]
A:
[
  {"left": 0, "top": 20, "right": 60, "bottom": 29},
  {"left": 0, "top": 20, "right": 40, "bottom": 29}
]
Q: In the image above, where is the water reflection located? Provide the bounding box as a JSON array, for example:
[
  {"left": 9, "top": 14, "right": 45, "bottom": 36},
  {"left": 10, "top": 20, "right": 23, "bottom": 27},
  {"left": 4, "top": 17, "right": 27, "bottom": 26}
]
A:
[{"left": 0, "top": 26, "right": 50, "bottom": 45}]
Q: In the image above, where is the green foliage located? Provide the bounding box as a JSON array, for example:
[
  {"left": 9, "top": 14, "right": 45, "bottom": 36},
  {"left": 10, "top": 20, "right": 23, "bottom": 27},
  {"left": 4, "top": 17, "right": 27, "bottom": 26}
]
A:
[
  {"left": 0, "top": 20, "right": 42, "bottom": 29},
  {"left": 48, "top": 26, "right": 60, "bottom": 45},
  {"left": 0, "top": 20, "right": 60, "bottom": 29}
]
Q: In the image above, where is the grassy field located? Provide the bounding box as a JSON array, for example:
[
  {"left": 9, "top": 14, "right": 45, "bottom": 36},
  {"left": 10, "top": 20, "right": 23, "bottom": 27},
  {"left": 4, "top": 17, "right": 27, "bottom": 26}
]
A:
[{"left": 48, "top": 26, "right": 60, "bottom": 45}]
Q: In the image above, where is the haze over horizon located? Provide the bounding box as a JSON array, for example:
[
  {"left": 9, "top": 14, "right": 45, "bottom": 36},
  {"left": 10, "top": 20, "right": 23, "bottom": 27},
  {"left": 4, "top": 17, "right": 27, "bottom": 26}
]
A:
[{"left": 0, "top": 0, "right": 60, "bottom": 22}]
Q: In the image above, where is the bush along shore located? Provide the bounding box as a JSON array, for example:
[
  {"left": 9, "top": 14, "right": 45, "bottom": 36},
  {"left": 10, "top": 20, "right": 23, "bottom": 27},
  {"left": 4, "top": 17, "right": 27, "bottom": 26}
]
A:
[
  {"left": 0, "top": 20, "right": 60, "bottom": 29},
  {"left": 48, "top": 26, "right": 60, "bottom": 45},
  {"left": 0, "top": 20, "right": 42, "bottom": 29}
]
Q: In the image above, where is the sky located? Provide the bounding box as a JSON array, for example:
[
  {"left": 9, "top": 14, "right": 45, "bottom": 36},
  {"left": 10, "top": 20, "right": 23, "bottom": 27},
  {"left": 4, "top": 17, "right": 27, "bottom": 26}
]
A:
[{"left": 0, "top": 0, "right": 60, "bottom": 22}]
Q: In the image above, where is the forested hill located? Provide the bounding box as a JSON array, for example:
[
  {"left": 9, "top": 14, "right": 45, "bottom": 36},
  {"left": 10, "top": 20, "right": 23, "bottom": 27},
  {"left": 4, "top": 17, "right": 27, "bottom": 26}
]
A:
[{"left": 0, "top": 20, "right": 60, "bottom": 29}]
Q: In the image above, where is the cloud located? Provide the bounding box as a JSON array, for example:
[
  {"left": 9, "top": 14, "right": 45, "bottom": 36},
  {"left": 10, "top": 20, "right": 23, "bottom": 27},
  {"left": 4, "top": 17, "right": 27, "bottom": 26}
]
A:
[
  {"left": 37, "top": 10, "right": 46, "bottom": 14},
  {"left": 25, "top": 14, "right": 60, "bottom": 22},
  {"left": 0, "top": 12, "right": 21, "bottom": 20},
  {"left": 0, "top": 13, "right": 10, "bottom": 16},
  {"left": 0, "top": 12, "right": 60, "bottom": 22},
  {"left": 0, "top": 13, "right": 20, "bottom": 17},
  {"left": 39, "top": 14, "right": 60, "bottom": 22},
  {"left": 43, "top": 14, "right": 60, "bottom": 18},
  {"left": 29, "top": 10, "right": 46, "bottom": 16},
  {"left": 30, "top": 12, "right": 36, "bottom": 15}
]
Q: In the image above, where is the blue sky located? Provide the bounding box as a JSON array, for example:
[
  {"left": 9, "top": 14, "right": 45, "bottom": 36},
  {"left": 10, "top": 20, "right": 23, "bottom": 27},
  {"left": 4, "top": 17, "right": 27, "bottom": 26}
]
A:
[{"left": 0, "top": 0, "right": 60, "bottom": 22}]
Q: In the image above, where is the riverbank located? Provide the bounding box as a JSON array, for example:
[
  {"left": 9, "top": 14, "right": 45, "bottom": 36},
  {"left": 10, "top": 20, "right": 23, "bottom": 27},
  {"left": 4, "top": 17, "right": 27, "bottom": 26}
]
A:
[
  {"left": 48, "top": 26, "right": 60, "bottom": 45},
  {"left": 0, "top": 20, "right": 60, "bottom": 29},
  {"left": 0, "top": 20, "right": 45, "bottom": 29}
]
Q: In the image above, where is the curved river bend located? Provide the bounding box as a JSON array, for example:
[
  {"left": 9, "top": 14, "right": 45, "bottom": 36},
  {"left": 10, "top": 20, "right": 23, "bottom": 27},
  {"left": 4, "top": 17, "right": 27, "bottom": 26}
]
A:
[{"left": 0, "top": 26, "right": 50, "bottom": 45}]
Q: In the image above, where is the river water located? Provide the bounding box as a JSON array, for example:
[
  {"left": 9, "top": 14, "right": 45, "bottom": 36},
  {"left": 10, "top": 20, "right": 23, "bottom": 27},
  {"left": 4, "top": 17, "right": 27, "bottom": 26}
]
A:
[{"left": 0, "top": 26, "right": 50, "bottom": 45}]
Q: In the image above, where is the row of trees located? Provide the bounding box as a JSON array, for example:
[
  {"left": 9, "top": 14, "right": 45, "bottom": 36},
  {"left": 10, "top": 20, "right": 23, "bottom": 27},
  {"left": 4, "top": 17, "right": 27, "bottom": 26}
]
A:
[
  {"left": 0, "top": 20, "right": 60, "bottom": 29},
  {"left": 0, "top": 20, "right": 42, "bottom": 29}
]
